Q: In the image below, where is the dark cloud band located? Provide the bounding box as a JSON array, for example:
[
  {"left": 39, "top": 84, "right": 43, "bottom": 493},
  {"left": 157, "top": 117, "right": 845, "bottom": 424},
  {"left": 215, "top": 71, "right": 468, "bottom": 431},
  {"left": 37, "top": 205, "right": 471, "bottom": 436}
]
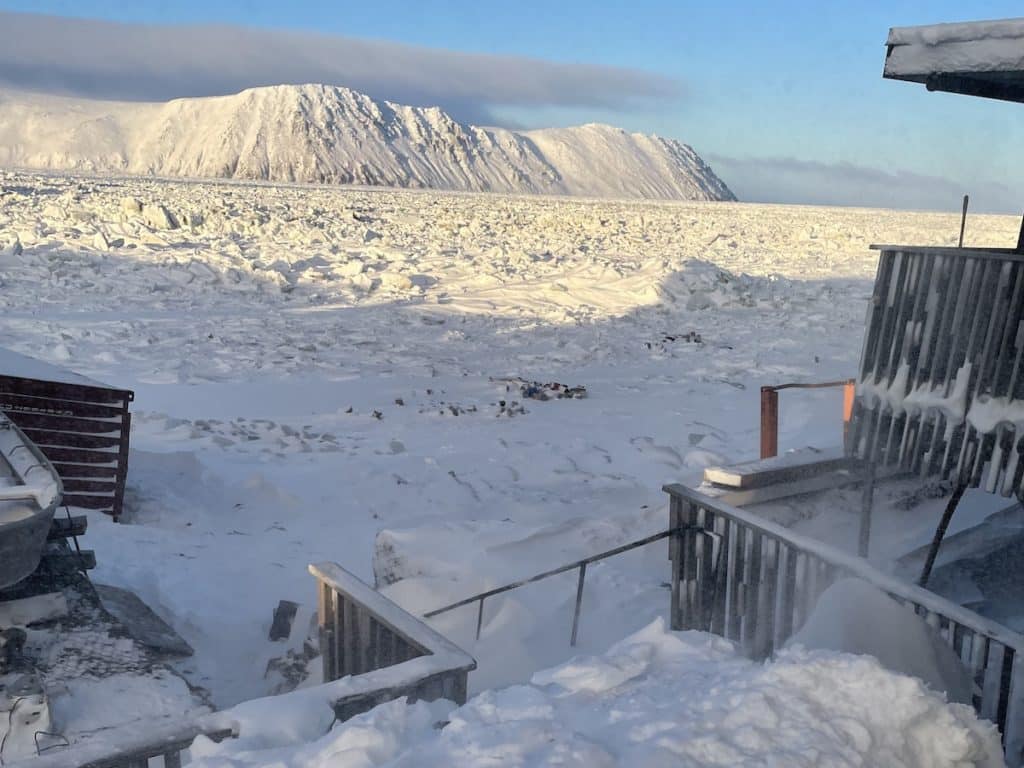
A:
[
  {"left": 0, "top": 11, "right": 680, "bottom": 125},
  {"left": 708, "top": 154, "right": 1019, "bottom": 215}
]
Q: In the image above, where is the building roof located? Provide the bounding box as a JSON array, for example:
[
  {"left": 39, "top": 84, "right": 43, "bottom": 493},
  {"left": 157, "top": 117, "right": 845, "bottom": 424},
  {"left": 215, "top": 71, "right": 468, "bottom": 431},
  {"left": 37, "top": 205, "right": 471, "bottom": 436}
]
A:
[{"left": 884, "top": 18, "right": 1024, "bottom": 103}]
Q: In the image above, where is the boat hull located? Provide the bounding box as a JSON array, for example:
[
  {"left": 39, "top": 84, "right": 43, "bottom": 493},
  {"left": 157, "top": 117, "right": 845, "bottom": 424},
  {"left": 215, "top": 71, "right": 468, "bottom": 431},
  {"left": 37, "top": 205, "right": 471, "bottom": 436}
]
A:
[{"left": 0, "top": 503, "right": 57, "bottom": 590}]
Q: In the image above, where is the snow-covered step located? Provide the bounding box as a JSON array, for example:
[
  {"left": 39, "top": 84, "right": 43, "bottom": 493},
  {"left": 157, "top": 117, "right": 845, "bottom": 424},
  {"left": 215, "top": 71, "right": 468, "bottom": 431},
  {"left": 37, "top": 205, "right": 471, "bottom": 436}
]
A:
[{"left": 703, "top": 445, "right": 851, "bottom": 490}]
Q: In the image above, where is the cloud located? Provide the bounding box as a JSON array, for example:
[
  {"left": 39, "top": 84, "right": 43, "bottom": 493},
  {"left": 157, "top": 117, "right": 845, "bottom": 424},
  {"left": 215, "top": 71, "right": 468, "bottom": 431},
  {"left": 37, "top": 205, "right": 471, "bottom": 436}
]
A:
[
  {"left": 708, "top": 154, "right": 1021, "bottom": 214},
  {"left": 0, "top": 11, "right": 680, "bottom": 126}
]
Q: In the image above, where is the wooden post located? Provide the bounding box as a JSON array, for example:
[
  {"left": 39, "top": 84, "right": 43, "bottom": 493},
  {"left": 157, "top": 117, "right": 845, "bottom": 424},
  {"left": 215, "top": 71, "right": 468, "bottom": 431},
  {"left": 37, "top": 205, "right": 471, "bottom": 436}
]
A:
[
  {"left": 318, "top": 581, "right": 336, "bottom": 681},
  {"left": 113, "top": 409, "right": 131, "bottom": 522},
  {"left": 669, "top": 495, "right": 682, "bottom": 631},
  {"left": 760, "top": 387, "right": 779, "bottom": 459}
]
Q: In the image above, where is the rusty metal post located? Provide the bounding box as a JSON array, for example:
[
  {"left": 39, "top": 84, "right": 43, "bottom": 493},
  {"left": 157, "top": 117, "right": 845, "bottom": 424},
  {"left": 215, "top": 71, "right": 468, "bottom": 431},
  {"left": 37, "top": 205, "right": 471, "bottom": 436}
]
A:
[{"left": 760, "top": 387, "right": 779, "bottom": 459}]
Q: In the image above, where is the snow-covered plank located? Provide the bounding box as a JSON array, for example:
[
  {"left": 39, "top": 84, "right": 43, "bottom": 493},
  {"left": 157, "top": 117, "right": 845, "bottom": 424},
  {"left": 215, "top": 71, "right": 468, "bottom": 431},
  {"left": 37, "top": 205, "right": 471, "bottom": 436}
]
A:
[{"left": 703, "top": 445, "right": 850, "bottom": 489}]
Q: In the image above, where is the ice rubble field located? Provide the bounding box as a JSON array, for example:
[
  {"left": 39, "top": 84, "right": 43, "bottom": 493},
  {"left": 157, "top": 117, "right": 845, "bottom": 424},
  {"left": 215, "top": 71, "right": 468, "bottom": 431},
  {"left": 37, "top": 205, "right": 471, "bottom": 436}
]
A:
[{"left": 0, "top": 170, "right": 1021, "bottom": 760}]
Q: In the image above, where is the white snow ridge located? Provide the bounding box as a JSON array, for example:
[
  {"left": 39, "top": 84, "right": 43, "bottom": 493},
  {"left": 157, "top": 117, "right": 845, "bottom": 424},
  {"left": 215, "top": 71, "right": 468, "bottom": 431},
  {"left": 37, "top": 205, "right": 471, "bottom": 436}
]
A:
[{"left": 0, "top": 84, "right": 735, "bottom": 200}]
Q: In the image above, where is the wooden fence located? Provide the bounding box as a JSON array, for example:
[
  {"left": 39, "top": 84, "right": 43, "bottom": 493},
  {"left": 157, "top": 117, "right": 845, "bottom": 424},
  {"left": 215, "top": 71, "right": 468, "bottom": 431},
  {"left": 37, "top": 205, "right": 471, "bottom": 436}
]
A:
[
  {"left": 849, "top": 246, "right": 1024, "bottom": 497},
  {"left": 0, "top": 373, "right": 133, "bottom": 520},
  {"left": 665, "top": 482, "right": 1024, "bottom": 765}
]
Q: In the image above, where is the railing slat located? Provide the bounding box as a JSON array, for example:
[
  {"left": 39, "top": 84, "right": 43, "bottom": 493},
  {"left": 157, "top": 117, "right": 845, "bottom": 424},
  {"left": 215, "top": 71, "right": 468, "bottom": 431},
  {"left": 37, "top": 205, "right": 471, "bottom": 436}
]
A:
[{"left": 742, "top": 531, "right": 763, "bottom": 658}]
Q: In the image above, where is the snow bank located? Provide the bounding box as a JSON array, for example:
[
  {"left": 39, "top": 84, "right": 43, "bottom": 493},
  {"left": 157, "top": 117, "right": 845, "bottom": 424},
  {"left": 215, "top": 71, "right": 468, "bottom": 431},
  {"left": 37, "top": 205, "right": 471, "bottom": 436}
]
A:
[
  {"left": 189, "top": 619, "right": 1004, "bottom": 767},
  {"left": 789, "top": 578, "right": 974, "bottom": 704}
]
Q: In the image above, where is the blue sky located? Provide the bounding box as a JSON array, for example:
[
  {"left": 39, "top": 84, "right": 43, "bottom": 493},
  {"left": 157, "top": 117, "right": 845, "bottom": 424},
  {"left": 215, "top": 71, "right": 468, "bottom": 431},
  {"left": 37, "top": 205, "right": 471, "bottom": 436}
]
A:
[{"left": 1, "top": 1, "right": 1021, "bottom": 213}]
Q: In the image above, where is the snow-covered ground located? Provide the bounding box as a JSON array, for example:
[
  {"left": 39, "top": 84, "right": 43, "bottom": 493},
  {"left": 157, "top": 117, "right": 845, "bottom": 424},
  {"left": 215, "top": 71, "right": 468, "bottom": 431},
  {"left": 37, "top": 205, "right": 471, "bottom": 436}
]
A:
[
  {"left": 191, "top": 617, "right": 1005, "bottom": 767},
  {"left": 1, "top": 169, "right": 1021, "bottom": 743}
]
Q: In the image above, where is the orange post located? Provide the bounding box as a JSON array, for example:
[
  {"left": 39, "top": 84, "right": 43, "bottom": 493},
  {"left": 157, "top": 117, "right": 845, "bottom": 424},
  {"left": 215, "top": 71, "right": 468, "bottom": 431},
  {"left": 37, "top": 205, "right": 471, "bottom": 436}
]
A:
[
  {"left": 760, "top": 387, "right": 779, "bottom": 459},
  {"left": 842, "top": 379, "right": 856, "bottom": 446}
]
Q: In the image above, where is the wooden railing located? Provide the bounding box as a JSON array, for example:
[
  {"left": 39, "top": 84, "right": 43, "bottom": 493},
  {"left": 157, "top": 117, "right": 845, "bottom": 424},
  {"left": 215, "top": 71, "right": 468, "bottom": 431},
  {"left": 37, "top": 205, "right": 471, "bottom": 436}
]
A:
[
  {"left": 311, "top": 562, "right": 475, "bottom": 718},
  {"left": 759, "top": 379, "right": 855, "bottom": 459},
  {"left": 11, "top": 563, "right": 474, "bottom": 767},
  {"left": 664, "top": 482, "right": 1024, "bottom": 766},
  {"left": 11, "top": 716, "right": 235, "bottom": 768}
]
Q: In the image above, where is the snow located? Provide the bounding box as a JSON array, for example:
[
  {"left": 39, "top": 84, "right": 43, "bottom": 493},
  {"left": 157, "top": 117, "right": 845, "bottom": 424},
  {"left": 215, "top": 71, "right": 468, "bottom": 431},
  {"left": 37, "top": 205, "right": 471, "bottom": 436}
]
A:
[
  {"left": 788, "top": 578, "right": 974, "bottom": 704},
  {"left": 886, "top": 18, "right": 1024, "bottom": 78},
  {"left": 0, "top": 85, "right": 734, "bottom": 201},
  {"left": 0, "top": 345, "right": 112, "bottom": 388},
  {"left": 186, "top": 619, "right": 1005, "bottom": 767},
  {"left": 0, "top": 168, "right": 1021, "bottom": 752}
]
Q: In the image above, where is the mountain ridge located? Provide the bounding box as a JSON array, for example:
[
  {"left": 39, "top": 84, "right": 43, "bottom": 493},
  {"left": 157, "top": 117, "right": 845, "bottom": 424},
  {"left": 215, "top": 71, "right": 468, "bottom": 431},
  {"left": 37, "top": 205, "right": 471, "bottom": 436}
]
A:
[{"left": 0, "top": 83, "right": 735, "bottom": 201}]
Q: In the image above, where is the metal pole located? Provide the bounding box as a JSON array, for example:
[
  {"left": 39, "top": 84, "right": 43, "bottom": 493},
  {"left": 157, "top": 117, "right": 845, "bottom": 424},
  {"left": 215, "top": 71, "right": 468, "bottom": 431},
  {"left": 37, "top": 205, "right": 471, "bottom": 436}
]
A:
[
  {"left": 570, "top": 563, "right": 587, "bottom": 646},
  {"left": 918, "top": 482, "right": 968, "bottom": 587},
  {"left": 858, "top": 462, "right": 876, "bottom": 558},
  {"left": 475, "top": 598, "right": 485, "bottom": 640},
  {"left": 760, "top": 387, "right": 779, "bottom": 459},
  {"left": 959, "top": 194, "right": 969, "bottom": 247}
]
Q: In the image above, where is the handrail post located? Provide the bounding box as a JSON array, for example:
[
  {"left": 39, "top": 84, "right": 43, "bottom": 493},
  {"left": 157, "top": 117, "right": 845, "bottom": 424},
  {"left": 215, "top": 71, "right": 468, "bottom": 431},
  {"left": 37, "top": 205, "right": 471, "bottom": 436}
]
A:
[
  {"left": 842, "top": 379, "right": 856, "bottom": 448},
  {"left": 760, "top": 387, "right": 779, "bottom": 459},
  {"left": 570, "top": 563, "right": 587, "bottom": 646},
  {"left": 318, "top": 579, "right": 336, "bottom": 681}
]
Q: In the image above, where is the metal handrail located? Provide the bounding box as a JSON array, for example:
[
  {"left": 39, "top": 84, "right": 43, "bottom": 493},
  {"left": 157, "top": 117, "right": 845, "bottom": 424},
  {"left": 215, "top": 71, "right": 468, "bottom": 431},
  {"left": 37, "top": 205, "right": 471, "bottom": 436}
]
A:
[{"left": 423, "top": 527, "right": 709, "bottom": 646}]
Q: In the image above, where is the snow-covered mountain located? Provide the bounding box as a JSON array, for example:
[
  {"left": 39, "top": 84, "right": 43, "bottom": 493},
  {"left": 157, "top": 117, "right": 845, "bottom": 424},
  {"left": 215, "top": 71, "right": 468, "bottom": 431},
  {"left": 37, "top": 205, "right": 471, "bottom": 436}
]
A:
[{"left": 0, "top": 84, "right": 734, "bottom": 200}]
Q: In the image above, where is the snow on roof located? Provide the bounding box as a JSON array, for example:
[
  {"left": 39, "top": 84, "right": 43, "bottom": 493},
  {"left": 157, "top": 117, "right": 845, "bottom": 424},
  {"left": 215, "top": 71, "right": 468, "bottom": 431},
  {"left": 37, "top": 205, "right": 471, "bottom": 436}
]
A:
[
  {"left": 0, "top": 346, "right": 117, "bottom": 390},
  {"left": 884, "top": 18, "right": 1024, "bottom": 103}
]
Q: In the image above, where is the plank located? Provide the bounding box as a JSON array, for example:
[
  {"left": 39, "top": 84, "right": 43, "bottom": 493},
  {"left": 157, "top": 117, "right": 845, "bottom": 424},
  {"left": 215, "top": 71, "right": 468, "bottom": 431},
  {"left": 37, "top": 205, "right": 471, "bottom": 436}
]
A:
[
  {"left": 37, "top": 447, "right": 118, "bottom": 464},
  {"left": 52, "top": 462, "right": 119, "bottom": 479},
  {"left": 0, "top": 374, "right": 132, "bottom": 405},
  {"left": 703, "top": 446, "right": 850, "bottom": 490},
  {"left": 48, "top": 515, "right": 87, "bottom": 540},
  {"left": 0, "top": 392, "right": 127, "bottom": 419},
  {"left": 4, "top": 411, "right": 122, "bottom": 434},
  {"left": 20, "top": 428, "right": 122, "bottom": 449},
  {"left": 39, "top": 549, "right": 96, "bottom": 573},
  {"left": 62, "top": 492, "right": 116, "bottom": 509},
  {"left": 61, "top": 478, "right": 118, "bottom": 495}
]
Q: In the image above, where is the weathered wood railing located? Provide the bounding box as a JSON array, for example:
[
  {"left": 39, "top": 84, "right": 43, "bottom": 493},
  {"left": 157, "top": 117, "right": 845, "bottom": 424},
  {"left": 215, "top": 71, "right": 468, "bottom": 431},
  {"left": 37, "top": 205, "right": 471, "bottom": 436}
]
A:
[
  {"left": 10, "top": 716, "right": 236, "bottom": 768},
  {"left": 11, "top": 563, "right": 474, "bottom": 767},
  {"left": 665, "top": 482, "right": 1024, "bottom": 765},
  {"left": 311, "top": 562, "right": 475, "bottom": 718}
]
